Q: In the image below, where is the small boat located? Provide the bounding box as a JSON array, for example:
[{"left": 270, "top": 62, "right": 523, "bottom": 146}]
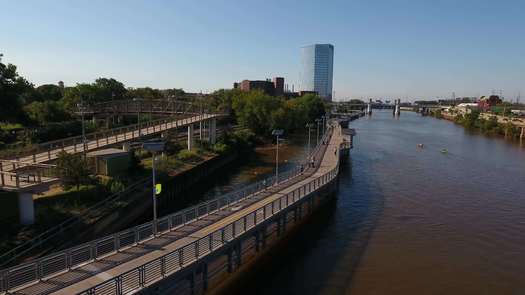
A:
[
  {"left": 441, "top": 149, "right": 448, "bottom": 154},
  {"left": 417, "top": 143, "right": 424, "bottom": 148}
]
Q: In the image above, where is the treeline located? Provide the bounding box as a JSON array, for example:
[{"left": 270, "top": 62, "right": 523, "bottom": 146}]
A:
[
  {"left": 1, "top": 58, "right": 326, "bottom": 146},
  {"left": 0, "top": 59, "right": 186, "bottom": 146},
  {"left": 0, "top": 60, "right": 185, "bottom": 127},
  {"left": 449, "top": 111, "right": 522, "bottom": 139},
  {"left": 206, "top": 89, "right": 326, "bottom": 137}
]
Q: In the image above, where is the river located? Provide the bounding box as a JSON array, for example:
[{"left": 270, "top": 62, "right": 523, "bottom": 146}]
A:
[{"left": 204, "top": 110, "right": 525, "bottom": 295}]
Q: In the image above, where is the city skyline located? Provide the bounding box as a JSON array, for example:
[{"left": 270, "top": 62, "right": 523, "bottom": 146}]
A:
[{"left": 1, "top": 0, "right": 524, "bottom": 101}]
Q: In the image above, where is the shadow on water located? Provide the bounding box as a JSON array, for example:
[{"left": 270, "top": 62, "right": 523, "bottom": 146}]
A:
[{"left": 221, "top": 153, "right": 385, "bottom": 295}]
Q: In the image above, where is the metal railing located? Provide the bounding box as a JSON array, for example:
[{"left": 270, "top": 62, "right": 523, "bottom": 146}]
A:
[
  {"left": 0, "top": 160, "right": 59, "bottom": 188},
  {"left": 79, "top": 139, "right": 340, "bottom": 295},
  {"left": 0, "top": 113, "right": 223, "bottom": 162},
  {"left": 0, "top": 126, "right": 333, "bottom": 293},
  {"left": 80, "top": 99, "right": 213, "bottom": 116}
]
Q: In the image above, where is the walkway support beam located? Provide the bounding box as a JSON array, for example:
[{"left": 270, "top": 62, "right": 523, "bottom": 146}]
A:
[
  {"left": 18, "top": 192, "right": 35, "bottom": 225},
  {"left": 187, "top": 124, "right": 194, "bottom": 150}
]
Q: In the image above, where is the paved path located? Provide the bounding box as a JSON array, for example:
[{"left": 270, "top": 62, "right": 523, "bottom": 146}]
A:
[{"left": 9, "top": 125, "right": 343, "bottom": 295}]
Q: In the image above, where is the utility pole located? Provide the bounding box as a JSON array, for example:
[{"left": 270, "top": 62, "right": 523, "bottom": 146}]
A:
[
  {"left": 306, "top": 123, "right": 314, "bottom": 155},
  {"left": 77, "top": 100, "right": 88, "bottom": 158},
  {"left": 272, "top": 129, "right": 284, "bottom": 184},
  {"left": 315, "top": 118, "right": 322, "bottom": 145},
  {"left": 143, "top": 140, "right": 165, "bottom": 236}
]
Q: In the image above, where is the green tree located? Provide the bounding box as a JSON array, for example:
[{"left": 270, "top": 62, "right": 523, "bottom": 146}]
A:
[
  {"left": 56, "top": 151, "right": 91, "bottom": 190},
  {"left": 0, "top": 61, "right": 33, "bottom": 122},
  {"left": 462, "top": 110, "right": 480, "bottom": 130},
  {"left": 94, "top": 78, "right": 127, "bottom": 100},
  {"left": 126, "top": 87, "right": 163, "bottom": 100},
  {"left": 36, "top": 84, "right": 63, "bottom": 101},
  {"left": 24, "top": 100, "right": 70, "bottom": 125}
]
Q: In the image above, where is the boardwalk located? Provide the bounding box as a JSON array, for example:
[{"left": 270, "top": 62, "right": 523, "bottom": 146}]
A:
[{"left": 2, "top": 124, "right": 343, "bottom": 295}]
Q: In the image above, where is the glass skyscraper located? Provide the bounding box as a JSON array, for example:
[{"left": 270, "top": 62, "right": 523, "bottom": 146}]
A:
[{"left": 300, "top": 44, "right": 334, "bottom": 100}]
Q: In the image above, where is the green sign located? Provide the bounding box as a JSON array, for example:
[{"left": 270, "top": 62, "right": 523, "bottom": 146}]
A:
[{"left": 155, "top": 183, "right": 162, "bottom": 195}]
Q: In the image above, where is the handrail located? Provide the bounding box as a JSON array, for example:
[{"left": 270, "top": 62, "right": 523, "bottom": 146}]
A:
[{"left": 0, "top": 123, "right": 334, "bottom": 294}]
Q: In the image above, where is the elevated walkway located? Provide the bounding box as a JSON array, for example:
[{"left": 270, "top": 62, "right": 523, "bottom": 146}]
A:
[
  {"left": 0, "top": 113, "right": 221, "bottom": 191},
  {"left": 1, "top": 124, "right": 344, "bottom": 295}
]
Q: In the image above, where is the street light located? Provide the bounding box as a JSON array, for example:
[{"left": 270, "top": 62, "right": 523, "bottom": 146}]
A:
[
  {"left": 133, "top": 98, "right": 142, "bottom": 138},
  {"left": 272, "top": 129, "right": 284, "bottom": 184},
  {"left": 143, "top": 139, "right": 165, "bottom": 236},
  {"left": 306, "top": 123, "right": 314, "bottom": 155},
  {"left": 315, "top": 118, "right": 322, "bottom": 145},
  {"left": 322, "top": 115, "right": 327, "bottom": 135},
  {"left": 76, "top": 100, "right": 88, "bottom": 157}
]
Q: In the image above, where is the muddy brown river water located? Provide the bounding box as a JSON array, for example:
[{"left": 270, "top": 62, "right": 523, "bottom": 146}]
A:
[{"left": 203, "top": 110, "right": 525, "bottom": 295}]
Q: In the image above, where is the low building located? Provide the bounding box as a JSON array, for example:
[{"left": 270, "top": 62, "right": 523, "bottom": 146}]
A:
[
  {"left": 478, "top": 95, "right": 502, "bottom": 111},
  {"left": 455, "top": 103, "right": 479, "bottom": 114},
  {"left": 87, "top": 148, "right": 131, "bottom": 177},
  {"left": 234, "top": 76, "right": 286, "bottom": 96}
]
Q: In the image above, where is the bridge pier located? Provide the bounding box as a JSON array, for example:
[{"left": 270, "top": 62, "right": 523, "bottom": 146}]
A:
[
  {"left": 18, "top": 192, "right": 35, "bottom": 225},
  {"left": 210, "top": 118, "right": 217, "bottom": 144},
  {"left": 520, "top": 127, "right": 524, "bottom": 141},
  {"left": 394, "top": 99, "right": 401, "bottom": 117},
  {"left": 187, "top": 124, "right": 194, "bottom": 150},
  {"left": 199, "top": 120, "right": 203, "bottom": 141},
  {"left": 367, "top": 99, "right": 372, "bottom": 116}
]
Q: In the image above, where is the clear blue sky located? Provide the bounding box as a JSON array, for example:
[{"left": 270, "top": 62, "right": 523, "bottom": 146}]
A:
[{"left": 2, "top": 0, "right": 524, "bottom": 101}]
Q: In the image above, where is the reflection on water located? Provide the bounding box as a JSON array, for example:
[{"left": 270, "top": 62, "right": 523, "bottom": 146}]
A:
[
  {"left": 218, "top": 110, "right": 525, "bottom": 295},
  {"left": 198, "top": 135, "right": 312, "bottom": 200}
]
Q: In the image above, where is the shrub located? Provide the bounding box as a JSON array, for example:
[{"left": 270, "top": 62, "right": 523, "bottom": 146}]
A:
[{"left": 177, "top": 149, "right": 200, "bottom": 162}]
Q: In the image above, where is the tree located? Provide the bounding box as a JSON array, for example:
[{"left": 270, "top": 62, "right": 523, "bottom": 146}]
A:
[
  {"left": 126, "top": 87, "right": 163, "bottom": 100},
  {"left": 36, "top": 84, "right": 63, "bottom": 101},
  {"left": 94, "top": 78, "right": 127, "bottom": 100},
  {"left": 0, "top": 61, "right": 33, "bottom": 122},
  {"left": 24, "top": 100, "right": 70, "bottom": 125},
  {"left": 56, "top": 151, "right": 91, "bottom": 190}
]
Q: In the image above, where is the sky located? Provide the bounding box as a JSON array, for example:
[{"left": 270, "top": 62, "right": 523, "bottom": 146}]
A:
[{"left": 1, "top": 0, "right": 524, "bottom": 101}]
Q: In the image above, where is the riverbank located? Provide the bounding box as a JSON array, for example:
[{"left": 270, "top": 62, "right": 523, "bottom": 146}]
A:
[{"left": 430, "top": 109, "right": 525, "bottom": 141}]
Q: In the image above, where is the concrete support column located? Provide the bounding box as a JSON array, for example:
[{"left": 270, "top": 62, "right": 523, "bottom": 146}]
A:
[
  {"left": 161, "top": 132, "right": 168, "bottom": 157},
  {"left": 520, "top": 127, "right": 524, "bottom": 141},
  {"left": 18, "top": 192, "right": 35, "bottom": 225},
  {"left": 227, "top": 248, "right": 233, "bottom": 273},
  {"left": 235, "top": 242, "right": 242, "bottom": 267},
  {"left": 199, "top": 120, "right": 203, "bottom": 140},
  {"left": 122, "top": 142, "right": 130, "bottom": 152},
  {"left": 187, "top": 124, "right": 194, "bottom": 150},
  {"left": 202, "top": 263, "right": 208, "bottom": 291},
  {"left": 210, "top": 118, "right": 217, "bottom": 144}
]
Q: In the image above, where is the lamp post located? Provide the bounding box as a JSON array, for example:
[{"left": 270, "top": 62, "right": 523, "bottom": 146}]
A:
[
  {"left": 315, "top": 118, "right": 322, "bottom": 145},
  {"left": 143, "top": 139, "right": 165, "bottom": 236},
  {"left": 272, "top": 129, "right": 284, "bottom": 184},
  {"left": 306, "top": 123, "right": 314, "bottom": 155},
  {"left": 322, "top": 115, "right": 327, "bottom": 136},
  {"left": 76, "top": 100, "right": 88, "bottom": 157},
  {"left": 133, "top": 98, "right": 142, "bottom": 138}
]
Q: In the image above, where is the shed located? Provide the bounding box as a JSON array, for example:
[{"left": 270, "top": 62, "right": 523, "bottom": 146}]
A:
[{"left": 87, "top": 148, "right": 130, "bottom": 176}]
